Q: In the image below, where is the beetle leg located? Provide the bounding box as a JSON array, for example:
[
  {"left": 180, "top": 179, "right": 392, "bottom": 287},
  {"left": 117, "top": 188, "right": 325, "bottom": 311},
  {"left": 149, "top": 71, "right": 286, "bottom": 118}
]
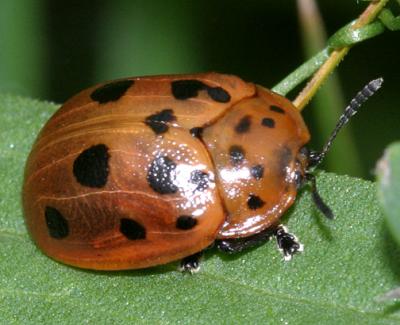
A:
[
  {"left": 216, "top": 225, "right": 303, "bottom": 261},
  {"left": 305, "top": 172, "right": 334, "bottom": 219},
  {"left": 179, "top": 251, "right": 203, "bottom": 273},
  {"left": 275, "top": 225, "right": 303, "bottom": 261},
  {"left": 215, "top": 227, "right": 275, "bottom": 253}
]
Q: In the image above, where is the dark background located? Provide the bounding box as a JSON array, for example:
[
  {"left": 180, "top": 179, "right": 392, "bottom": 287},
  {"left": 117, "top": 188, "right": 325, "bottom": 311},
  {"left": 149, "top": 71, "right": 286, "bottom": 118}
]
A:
[{"left": 1, "top": 0, "right": 399, "bottom": 179}]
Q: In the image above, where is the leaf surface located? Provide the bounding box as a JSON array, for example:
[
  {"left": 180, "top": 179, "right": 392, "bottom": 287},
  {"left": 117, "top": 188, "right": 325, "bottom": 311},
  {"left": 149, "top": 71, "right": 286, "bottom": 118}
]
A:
[{"left": 1, "top": 94, "right": 399, "bottom": 324}]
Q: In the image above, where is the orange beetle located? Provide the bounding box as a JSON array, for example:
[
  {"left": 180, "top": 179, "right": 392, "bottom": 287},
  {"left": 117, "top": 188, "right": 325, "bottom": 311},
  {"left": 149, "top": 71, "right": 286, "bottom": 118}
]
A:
[{"left": 22, "top": 73, "right": 382, "bottom": 272}]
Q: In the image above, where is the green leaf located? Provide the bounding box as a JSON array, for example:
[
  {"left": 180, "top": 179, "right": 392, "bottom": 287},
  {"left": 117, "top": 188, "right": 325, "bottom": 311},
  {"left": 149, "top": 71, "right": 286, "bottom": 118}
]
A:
[
  {"left": 1, "top": 94, "right": 400, "bottom": 324},
  {"left": 376, "top": 142, "right": 400, "bottom": 246}
]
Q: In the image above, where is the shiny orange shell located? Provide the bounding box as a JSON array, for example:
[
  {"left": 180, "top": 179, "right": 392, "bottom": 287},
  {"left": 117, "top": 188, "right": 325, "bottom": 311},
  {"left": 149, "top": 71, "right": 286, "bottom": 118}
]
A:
[{"left": 23, "top": 72, "right": 310, "bottom": 270}]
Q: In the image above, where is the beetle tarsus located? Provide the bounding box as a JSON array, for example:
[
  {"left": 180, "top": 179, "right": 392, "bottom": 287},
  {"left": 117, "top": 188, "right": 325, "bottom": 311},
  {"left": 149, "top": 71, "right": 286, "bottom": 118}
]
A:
[
  {"left": 275, "top": 225, "right": 303, "bottom": 261},
  {"left": 179, "top": 251, "right": 203, "bottom": 273}
]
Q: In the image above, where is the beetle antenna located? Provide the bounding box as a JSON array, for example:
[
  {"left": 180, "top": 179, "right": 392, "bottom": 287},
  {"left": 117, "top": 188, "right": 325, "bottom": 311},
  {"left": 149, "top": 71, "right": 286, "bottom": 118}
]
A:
[
  {"left": 305, "top": 78, "right": 383, "bottom": 219},
  {"left": 308, "top": 78, "right": 383, "bottom": 167}
]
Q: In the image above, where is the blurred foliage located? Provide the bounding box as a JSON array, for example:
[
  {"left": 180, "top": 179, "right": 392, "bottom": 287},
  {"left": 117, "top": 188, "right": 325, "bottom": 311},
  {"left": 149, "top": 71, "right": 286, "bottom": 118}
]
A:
[
  {"left": 0, "top": 0, "right": 399, "bottom": 179},
  {"left": 376, "top": 142, "right": 400, "bottom": 246},
  {"left": 0, "top": 0, "right": 46, "bottom": 97}
]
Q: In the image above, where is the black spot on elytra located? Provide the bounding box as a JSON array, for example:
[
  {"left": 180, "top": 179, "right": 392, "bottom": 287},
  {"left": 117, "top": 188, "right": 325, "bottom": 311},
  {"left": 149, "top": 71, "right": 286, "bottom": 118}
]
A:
[
  {"left": 250, "top": 164, "right": 264, "bottom": 180},
  {"left": 190, "top": 170, "right": 210, "bottom": 192},
  {"left": 270, "top": 105, "right": 285, "bottom": 114},
  {"left": 247, "top": 194, "right": 265, "bottom": 210},
  {"left": 235, "top": 115, "right": 251, "bottom": 133},
  {"left": 171, "top": 80, "right": 205, "bottom": 100},
  {"left": 73, "top": 144, "right": 109, "bottom": 188},
  {"left": 45, "top": 206, "right": 69, "bottom": 239},
  {"left": 120, "top": 218, "right": 146, "bottom": 240},
  {"left": 207, "top": 87, "right": 231, "bottom": 103},
  {"left": 145, "top": 109, "right": 176, "bottom": 134},
  {"left": 90, "top": 79, "right": 134, "bottom": 104},
  {"left": 190, "top": 127, "right": 203, "bottom": 138},
  {"left": 229, "top": 145, "right": 245, "bottom": 166},
  {"left": 176, "top": 215, "right": 198, "bottom": 230},
  {"left": 171, "top": 79, "right": 230, "bottom": 103},
  {"left": 147, "top": 156, "right": 178, "bottom": 194},
  {"left": 261, "top": 117, "right": 275, "bottom": 128}
]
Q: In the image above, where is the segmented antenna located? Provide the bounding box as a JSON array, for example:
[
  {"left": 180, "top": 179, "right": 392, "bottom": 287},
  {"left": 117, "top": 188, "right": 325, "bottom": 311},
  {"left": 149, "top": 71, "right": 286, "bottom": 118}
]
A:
[{"left": 308, "top": 78, "right": 384, "bottom": 167}]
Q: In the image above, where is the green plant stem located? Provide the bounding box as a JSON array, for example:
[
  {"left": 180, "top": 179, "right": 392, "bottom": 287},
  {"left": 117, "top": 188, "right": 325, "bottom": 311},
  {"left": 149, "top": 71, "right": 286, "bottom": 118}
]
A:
[
  {"left": 293, "top": 0, "right": 389, "bottom": 110},
  {"left": 297, "top": 0, "right": 362, "bottom": 176},
  {"left": 272, "top": 0, "right": 391, "bottom": 111}
]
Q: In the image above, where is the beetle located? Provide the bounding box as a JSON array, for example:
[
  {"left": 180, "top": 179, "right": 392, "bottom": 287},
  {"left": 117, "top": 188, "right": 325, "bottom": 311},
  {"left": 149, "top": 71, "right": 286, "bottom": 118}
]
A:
[{"left": 22, "top": 73, "right": 382, "bottom": 272}]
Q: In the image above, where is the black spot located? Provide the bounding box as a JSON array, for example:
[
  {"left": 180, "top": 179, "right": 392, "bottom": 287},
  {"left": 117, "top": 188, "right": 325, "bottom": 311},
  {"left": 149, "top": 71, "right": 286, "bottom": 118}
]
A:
[
  {"left": 45, "top": 206, "right": 69, "bottom": 239},
  {"left": 235, "top": 115, "right": 251, "bottom": 133},
  {"left": 207, "top": 87, "right": 231, "bottom": 103},
  {"left": 171, "top": 79, "right": 230, "bottom": 103},
  {"left": 250, "top": 164, "right": 264, "bottom": 180},
  {"left": 261, "top": 117, "right": 275, "bottom": 128},
  {"left": 147, "top": 156, "right": 178, "bottom": 194},
  {"left": 247, "top": 194, "right": 265, "bottom": 210},
  {"left": 229, "top": 145, "right": 245, "bottom": 166},
  {"left": 171, "top": 79, "right": 205, "bottom": 100},
  {"left": 270, "top": 105, "right": 285, "bottom": 114},
  {"left": 73, "top": 144, "right": 110, "bottom": 188},
  {"left": 90, "top": 79, "right": 134, "bottom": 104},
  {"left": 190, "top": 127, "right": 203, "bottom": 138},
  {"left": 176, "top": 215, "right": 198, "bottom": 230},
  {"left": 120, "top": 218, "right": 146, "bottom": 240},
  {"left": 190, "top": 170, "right": 210, "bottom": 191},
  {"left": 145, "top": 109, "right": 176, "bottom": 134}
]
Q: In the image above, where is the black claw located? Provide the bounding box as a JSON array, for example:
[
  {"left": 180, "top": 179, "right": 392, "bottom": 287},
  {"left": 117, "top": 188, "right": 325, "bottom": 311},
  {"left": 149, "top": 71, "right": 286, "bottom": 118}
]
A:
[
  {"left": 179, "top": 252, "right": 203, "bottom": 273},
  {"left": 275, "top": 225, "right": 303, "bottom": 261}
]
